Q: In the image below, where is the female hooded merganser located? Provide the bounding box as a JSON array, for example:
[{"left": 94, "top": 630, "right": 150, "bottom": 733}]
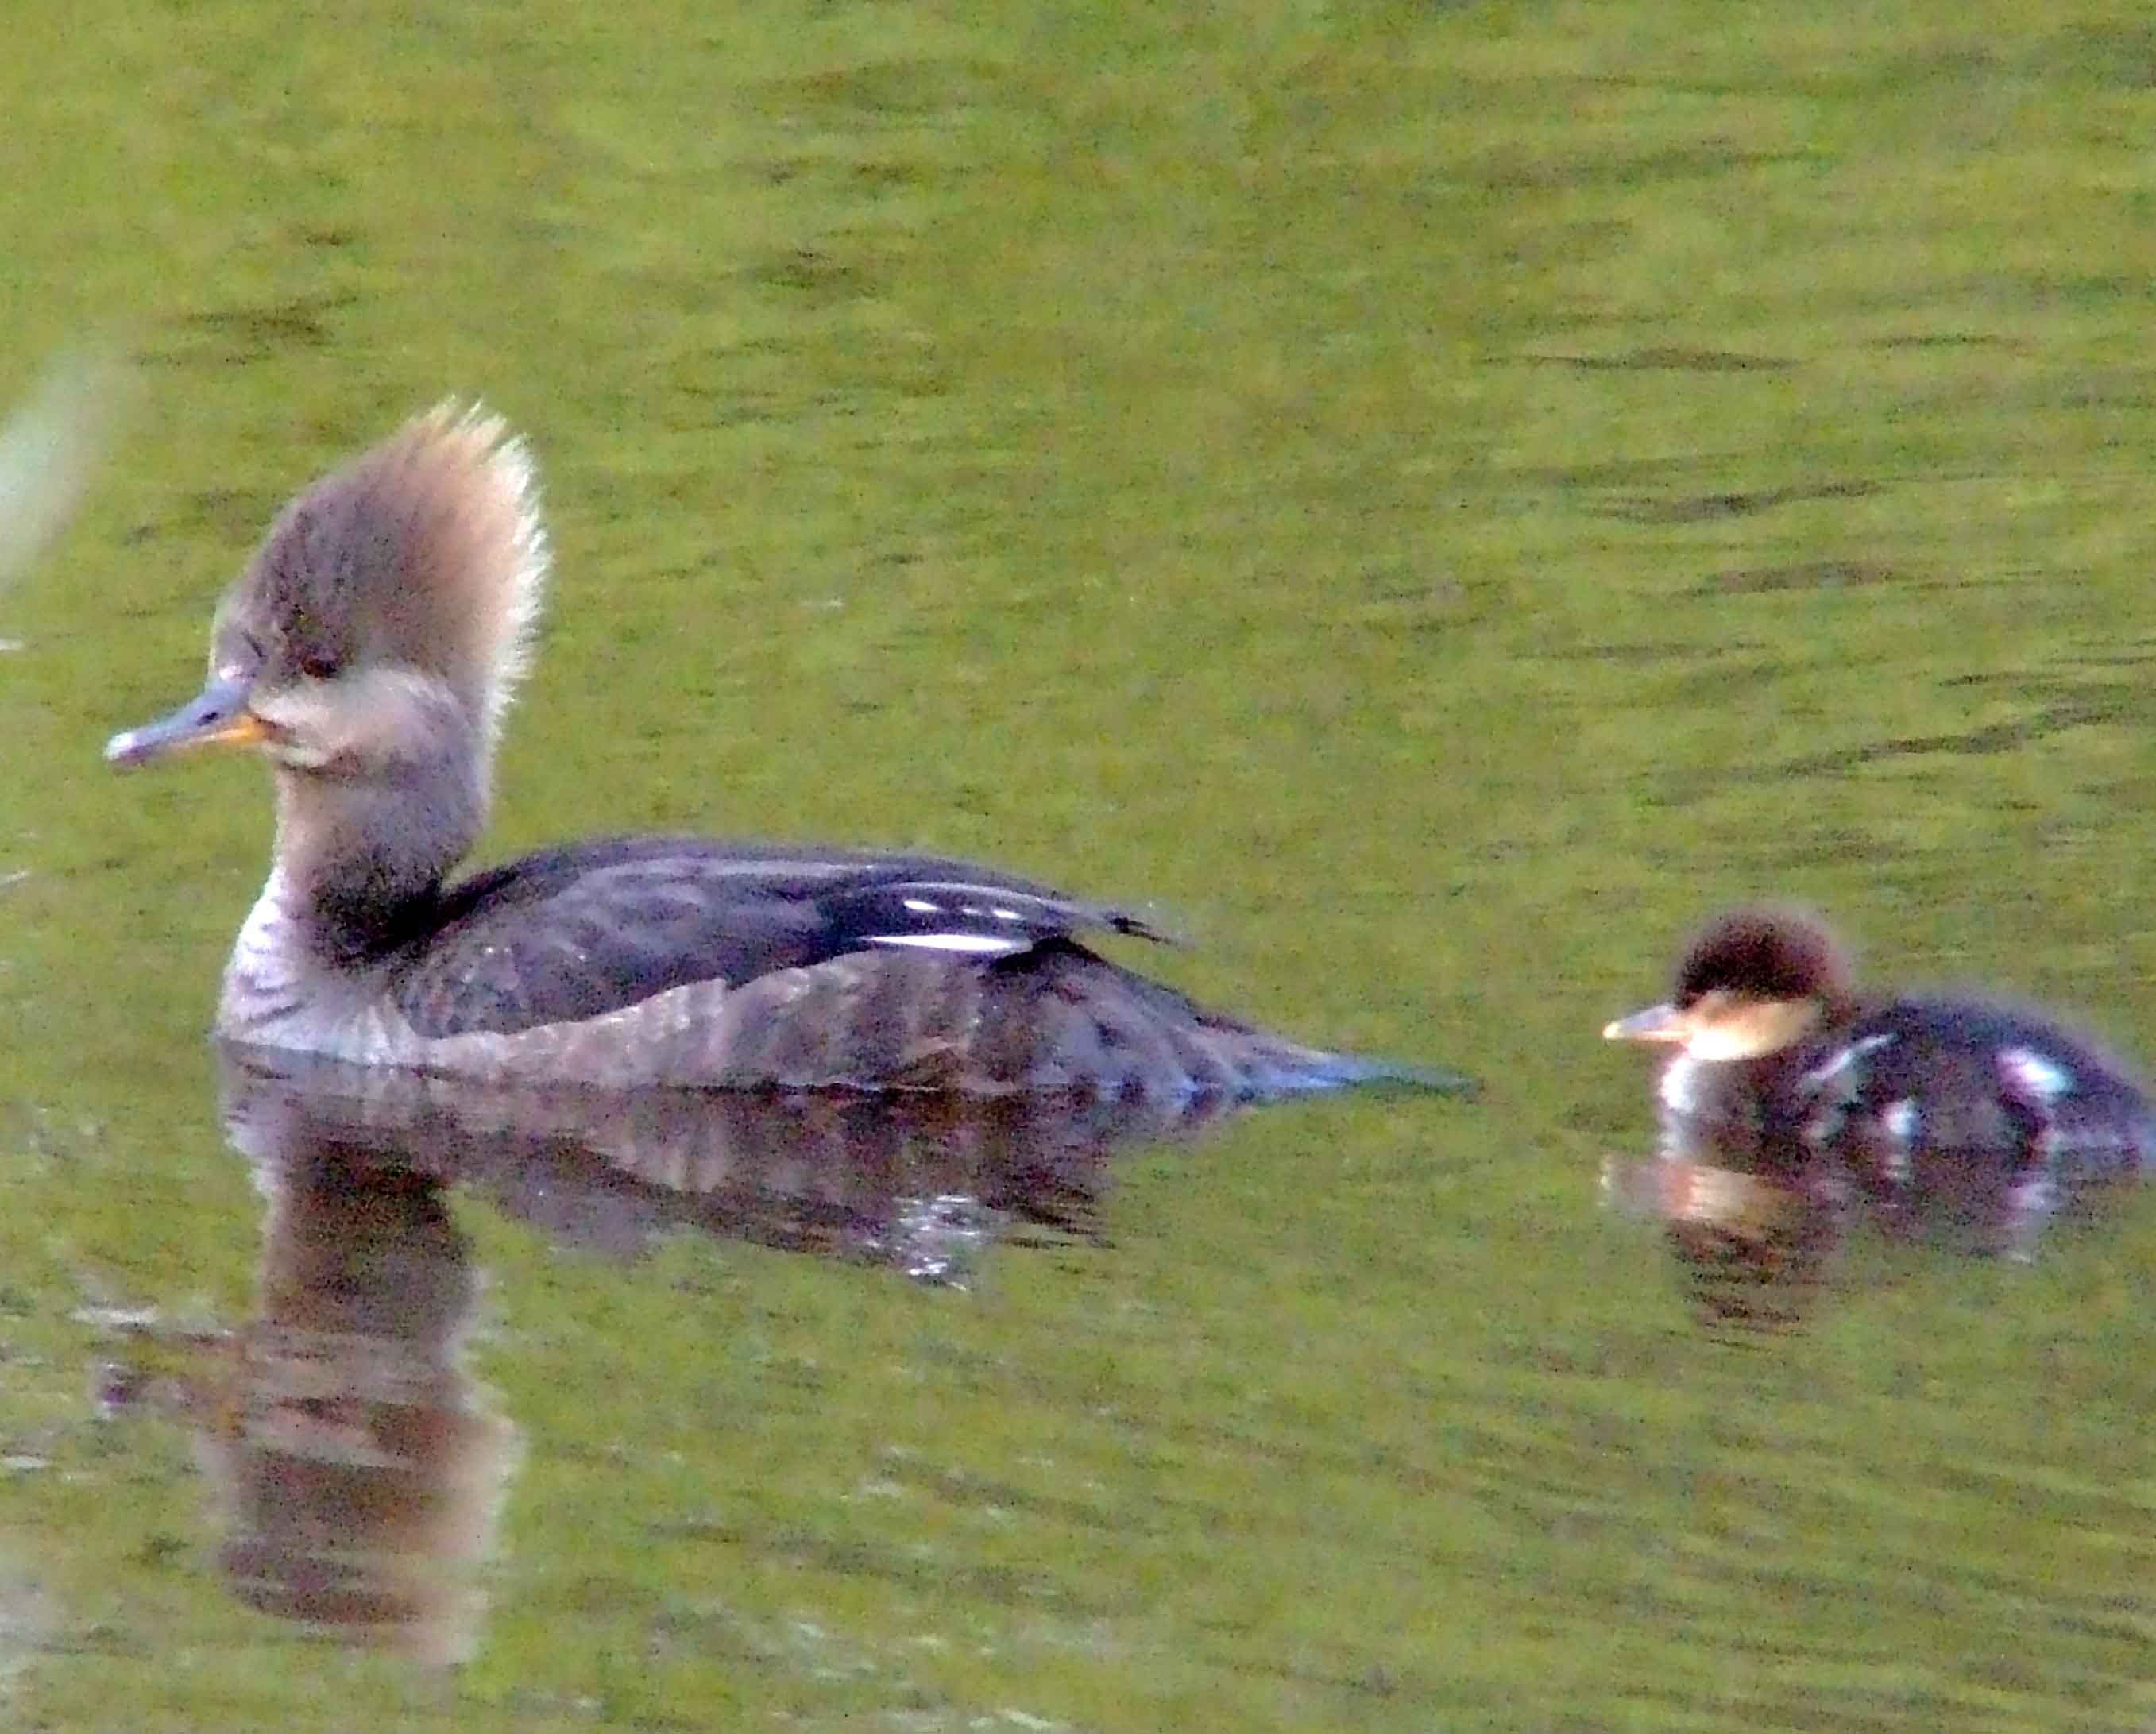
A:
[
  {"left": 1604, "top": 906, "right": 2154, "bottom": 1251},
  {"left": 107, "top": 406, "right": 1455, "bottom": 1099}
]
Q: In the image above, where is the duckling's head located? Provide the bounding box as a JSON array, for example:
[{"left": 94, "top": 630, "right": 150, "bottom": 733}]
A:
[
  {"left": 1604, "top": 906, "right": 1856, "bottom": 1061},
  {"left": 105, "top": 404, "right": 547, "bottom": 786}
]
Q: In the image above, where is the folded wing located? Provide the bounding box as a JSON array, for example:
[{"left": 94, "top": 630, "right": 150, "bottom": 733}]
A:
[{"left": 389, "top": 836, "right": 1166, "bottom": 1037}]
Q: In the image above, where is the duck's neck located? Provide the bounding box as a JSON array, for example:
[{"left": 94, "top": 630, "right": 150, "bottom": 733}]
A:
[{"left": 270, "top": 748, "right": 488, "bottom": 964}]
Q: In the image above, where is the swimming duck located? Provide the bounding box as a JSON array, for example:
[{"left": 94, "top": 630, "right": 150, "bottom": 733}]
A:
[
  {"left": 107, "top": 406, "right": 1450, "bottom": 1099},
  {"left": 1604, "top": 906, "right": 2153, "bottom": 1250}
]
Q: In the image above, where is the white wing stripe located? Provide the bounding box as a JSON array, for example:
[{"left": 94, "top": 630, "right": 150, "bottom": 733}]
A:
[{"left": 865, "top": 933, "right": 1031, "bottom": 956}]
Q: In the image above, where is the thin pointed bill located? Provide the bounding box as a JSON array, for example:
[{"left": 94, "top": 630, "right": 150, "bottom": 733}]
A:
[
  {"left": 1602, "top": 1002, "right": 1689, "bottom": 1044},
  {"left": 105, "top": 672, "right": 269, "bottom": 767}
]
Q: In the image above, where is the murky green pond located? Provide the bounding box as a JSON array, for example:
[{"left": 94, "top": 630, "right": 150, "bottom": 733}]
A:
[{"left": 7, "top": 2, "right": 2156, "bottom": 1728}]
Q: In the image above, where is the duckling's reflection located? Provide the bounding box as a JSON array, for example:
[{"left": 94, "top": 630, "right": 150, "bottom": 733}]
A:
[
  {"left": 1602, "top": 1153, "right": 1851, "bottom": 1330},
  {"left": 1602, "top": 1137, "right": 2135, "bottom": 1331},
  {"left": 117, "top": 1045, "right": 1264, "bottom": 1659}
]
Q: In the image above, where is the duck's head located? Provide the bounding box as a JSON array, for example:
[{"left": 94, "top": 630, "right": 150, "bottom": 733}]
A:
[
  {"left": 106, "top": 405, "right": 547, "bottom": 792},
  {"left": 1604, "top": 906, "right": 1857, "bottom": 1061}
]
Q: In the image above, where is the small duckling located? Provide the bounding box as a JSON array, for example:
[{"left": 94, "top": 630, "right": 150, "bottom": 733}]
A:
[{"left": 1605, "top": 906, "right": 2153, "bottom": 1252}]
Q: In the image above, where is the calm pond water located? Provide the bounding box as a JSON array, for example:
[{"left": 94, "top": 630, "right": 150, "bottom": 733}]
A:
[{"left": 7, "top": 3, "right": 2156, "bottom": 1728}]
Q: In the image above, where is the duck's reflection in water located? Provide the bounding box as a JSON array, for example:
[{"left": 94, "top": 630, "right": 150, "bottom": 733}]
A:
[
  {"left": 219, "top": 1044, "right": 1262, "bottom": 1276},
  {"left": 101, "top": 1045, "right": 1264, "bottom": 1659},
  {"left": 180, "top": 1146, "right": 510, "bottom": 1666}
]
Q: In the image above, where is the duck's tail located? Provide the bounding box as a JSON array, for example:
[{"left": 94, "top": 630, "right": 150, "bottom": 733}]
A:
[
  {"left": 987, "top": 942, "right": 1478, "bottom": 1103},
  {"left": 1227, "top": 1041, "right": 1479, "bottom": 1100},
  {"left": 702, "top": 938, "right": 1477, "bottom": 1100}
]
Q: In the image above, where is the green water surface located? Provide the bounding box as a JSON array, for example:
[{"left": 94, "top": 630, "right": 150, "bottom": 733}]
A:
[{"left": 6, "top": 2, "right": 2156, "bottom": 1728}]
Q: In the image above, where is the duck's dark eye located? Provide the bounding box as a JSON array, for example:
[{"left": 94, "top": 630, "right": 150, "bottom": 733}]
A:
[{"left": 295, "top": 648, "right": 341, "bottom": 681}]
